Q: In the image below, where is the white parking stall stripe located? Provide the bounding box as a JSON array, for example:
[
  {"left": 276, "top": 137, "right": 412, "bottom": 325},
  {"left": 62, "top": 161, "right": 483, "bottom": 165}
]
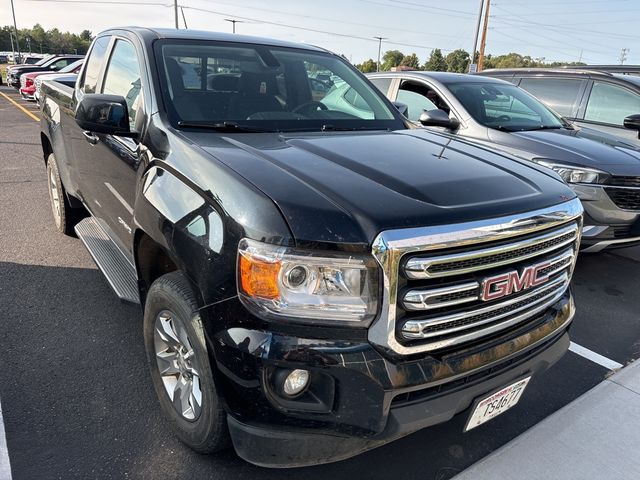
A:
[
  {"left": 569, "top": 342, "right": 623, "bottom": 371},
  {"left": 0, "top": 397, "right": 12, "bottom": 480}
]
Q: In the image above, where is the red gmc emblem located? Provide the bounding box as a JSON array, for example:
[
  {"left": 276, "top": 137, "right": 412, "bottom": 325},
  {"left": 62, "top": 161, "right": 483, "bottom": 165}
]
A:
[{"left": 480, "top": 261, "right": 552, "bottom": 301}]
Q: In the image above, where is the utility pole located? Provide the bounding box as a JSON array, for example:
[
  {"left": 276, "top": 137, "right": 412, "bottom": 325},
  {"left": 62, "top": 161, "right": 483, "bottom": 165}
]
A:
[
  {"left": 374, "top": 36, "right": 387, "bottom": 72},
  {"left": 224, "top": 19, "right": 244, "bottom": 33},
  {"left": 10, "top": 0, "right": 21, "bottom": 63},
  {"left": 174, "top": 0, "right": 179, "bottom": 29},
  {"left": 180, "top": 7, "right": 188, "bottom": 28},
  {"left": 477, "top": 0, "right": 491, "bottom": 72},
  {"left": 469, "top": 0, "right": 484, "bottom": 71},
  {"left": 619, "top": 48, "right": 629, "bottom": 65}
]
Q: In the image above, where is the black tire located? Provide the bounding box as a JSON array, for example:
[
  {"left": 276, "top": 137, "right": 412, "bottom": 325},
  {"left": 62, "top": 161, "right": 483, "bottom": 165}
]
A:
[
  {"left": 46, "top": 153, "right": 78, "bottom": 236},
  {"left": 143, "top": 271, "right": 230, "bottom": 453}
]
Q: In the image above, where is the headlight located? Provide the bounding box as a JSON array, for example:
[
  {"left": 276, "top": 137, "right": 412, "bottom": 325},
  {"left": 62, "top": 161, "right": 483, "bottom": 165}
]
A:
[
  {"left": 237, "top": 238, "right": 378, "bottom": 325},
  {"left": 532, "top": 159, "right": 609, "bottom": 184}
]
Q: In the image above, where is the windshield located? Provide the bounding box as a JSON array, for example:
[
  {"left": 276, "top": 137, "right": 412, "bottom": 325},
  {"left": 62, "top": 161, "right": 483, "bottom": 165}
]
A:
[
  {"left": 155, "top": 40, "right": 404, "bottom": 132},
  {"left": 449, "top": 82, "right": 565, "bottom": 132},
  {"left": 60, "top": 59, "right": 83, "bottom": 73},
  {"left": 35, "top": 55, "right": 54, "bottom": 66}
]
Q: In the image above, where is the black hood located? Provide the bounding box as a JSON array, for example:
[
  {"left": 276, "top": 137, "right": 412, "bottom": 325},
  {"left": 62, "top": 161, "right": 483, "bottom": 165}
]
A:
[
  {"left": 488, "top": 126, "right": 640, "bottom": 177},
  {"left": 178, "top": 128, "right": 575, "bottom": 246}
]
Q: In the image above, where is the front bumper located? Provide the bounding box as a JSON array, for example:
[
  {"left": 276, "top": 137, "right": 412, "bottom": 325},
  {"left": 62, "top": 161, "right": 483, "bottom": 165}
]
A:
[
  {"left": 20, "top": 87, "right": 35, "bottom": 100},
  {"left": 211, "top": 291, "right": 575, "bottom": 467},
  {"left": 574, "top": 184, "right": 640, "bottom": 252}
]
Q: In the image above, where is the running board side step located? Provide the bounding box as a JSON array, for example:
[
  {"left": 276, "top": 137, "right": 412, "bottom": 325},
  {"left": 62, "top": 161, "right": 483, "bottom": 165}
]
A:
[{"left": 75, "top": 217, "right": 140, "bottom": 304}]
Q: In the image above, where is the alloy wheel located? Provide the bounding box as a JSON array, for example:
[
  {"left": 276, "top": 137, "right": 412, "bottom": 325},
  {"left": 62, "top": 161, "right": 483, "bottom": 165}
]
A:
[{"left": 154, "top": 310, "right": 203, "bottom": 421}]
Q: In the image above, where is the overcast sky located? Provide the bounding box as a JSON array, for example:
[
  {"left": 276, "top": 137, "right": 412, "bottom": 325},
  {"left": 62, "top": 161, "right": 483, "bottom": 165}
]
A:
[{"left": 2, "top": 0, "right": 638, "bottom": 65}]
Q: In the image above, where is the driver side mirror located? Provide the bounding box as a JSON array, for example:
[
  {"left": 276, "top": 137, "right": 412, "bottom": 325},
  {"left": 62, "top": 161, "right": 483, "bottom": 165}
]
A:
[
  {"left": 623, "top": 114, "right": 640, "bottom": 139},
  {"left": 392, "top": 101, "right": 408, "bottom": 117},
  {"left": 419, "top": 109, "right": 460, "bottom": 129},
  {"left": 75, "top": 94, "right": 137, "bottom": 138}
]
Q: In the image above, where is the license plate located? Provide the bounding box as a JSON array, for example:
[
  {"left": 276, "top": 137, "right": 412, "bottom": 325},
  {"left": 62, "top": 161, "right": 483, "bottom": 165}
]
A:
[{"left": 464, "top": 376, "right": 531, "bottom": 432}]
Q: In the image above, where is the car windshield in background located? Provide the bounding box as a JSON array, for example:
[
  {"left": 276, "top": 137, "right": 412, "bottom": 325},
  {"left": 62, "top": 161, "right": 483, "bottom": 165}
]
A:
[
  {"left": 59, "top": 59, "right": 83, "bottom": 73},
  {"left": 449, "top": 82, "right": 565, "bottom": 132},
  {"left": 155, "top": 41, "right": 404, "bottom": 132},
  {"left": 34, "top": 55, "right": 54, "bottom": 66}
]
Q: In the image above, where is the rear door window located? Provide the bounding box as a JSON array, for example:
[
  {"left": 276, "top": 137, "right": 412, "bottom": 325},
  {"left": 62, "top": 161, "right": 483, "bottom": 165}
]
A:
[
  {"left": 518, "top": 77, "right": 585, "bottom": 117},
  {"left": 369, "top": 77, "right": 393, "bottom": 96},
  {"left": 82, "top": 36, "right": 111, "bottom": 94},
  {"left": 584, "top": 82, "right": 640, "bottom": 126}
]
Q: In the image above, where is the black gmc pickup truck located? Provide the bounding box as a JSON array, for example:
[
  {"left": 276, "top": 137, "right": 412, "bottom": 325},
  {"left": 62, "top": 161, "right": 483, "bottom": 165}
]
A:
[{"left": 39, "top": 27, "right": 583, "bottom": 467}]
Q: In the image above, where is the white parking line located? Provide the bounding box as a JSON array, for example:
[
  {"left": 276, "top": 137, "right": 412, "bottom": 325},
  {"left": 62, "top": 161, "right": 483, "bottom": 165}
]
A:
[
  {"left": 0, "top": 397, "right": 12, "bottom": 480},
  {"left": 569, "top": 342, "right": 623, "bottom": 371}
]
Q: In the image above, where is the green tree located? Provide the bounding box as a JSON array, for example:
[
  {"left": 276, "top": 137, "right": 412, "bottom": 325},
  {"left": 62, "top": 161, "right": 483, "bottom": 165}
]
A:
[
  {"left": 400, "top": 53, "right": 420, "bottom": 70},
  {"left": 445, "top": 49, "right": 470, "bottom": 73},
  {"left": 423, "top": 48, "right": 447, "bottom": 71},
  {"left": 381, "top": 49, "right": 404, "bottom": 71},
  {"left": 358, "top": 58, "right": 378, "bottom": 73}
]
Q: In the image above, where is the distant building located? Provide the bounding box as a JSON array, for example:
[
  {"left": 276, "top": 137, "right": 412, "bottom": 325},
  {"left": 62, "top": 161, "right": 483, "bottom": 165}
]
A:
[{"left": 390, "top": 65, "right": 418, "bottom": 72}]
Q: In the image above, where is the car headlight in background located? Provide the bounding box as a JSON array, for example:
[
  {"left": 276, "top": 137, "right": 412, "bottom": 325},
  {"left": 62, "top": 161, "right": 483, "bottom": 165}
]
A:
[
  {"left": 532, "top": 159, "right": 610, "bottom": 184},
  {"left": 237, "top": 238, "right": 378, "bottom": 325}
]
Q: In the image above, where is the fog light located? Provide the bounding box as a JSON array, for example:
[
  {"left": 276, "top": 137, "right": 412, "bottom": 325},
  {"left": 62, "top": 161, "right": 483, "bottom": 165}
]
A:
[{"left": 283, "top": 369, "right": 310, "bottom": 396}]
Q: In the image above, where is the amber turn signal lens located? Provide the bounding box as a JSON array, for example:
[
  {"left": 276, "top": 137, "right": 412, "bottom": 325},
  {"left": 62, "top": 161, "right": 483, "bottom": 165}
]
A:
[{"left": 239, "top": 254, "right": 281, "bottom": 300}]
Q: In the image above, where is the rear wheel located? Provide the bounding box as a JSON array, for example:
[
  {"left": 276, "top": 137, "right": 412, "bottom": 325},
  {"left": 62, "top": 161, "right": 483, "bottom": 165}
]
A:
[
  {"left": 143, "top": 272, "right": 230, "bottom": 453},
  {"left": 46, "top": 153, "right": 78, "bottom": 236}
]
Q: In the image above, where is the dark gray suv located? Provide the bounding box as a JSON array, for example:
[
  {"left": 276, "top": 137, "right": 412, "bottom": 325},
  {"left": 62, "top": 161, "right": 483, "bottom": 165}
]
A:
[{"left": 479, "top": 68, "right": 640, "bottom": 145}]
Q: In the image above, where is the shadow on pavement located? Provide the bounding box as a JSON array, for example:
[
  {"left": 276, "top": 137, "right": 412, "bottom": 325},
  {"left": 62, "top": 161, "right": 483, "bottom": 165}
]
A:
[{"left": 0, "top": 260, "right": 614, "bottom": 480}]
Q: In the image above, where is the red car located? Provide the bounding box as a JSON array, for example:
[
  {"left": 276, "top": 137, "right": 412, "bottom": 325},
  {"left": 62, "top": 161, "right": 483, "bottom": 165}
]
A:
[{"left": 20, "top": 59, "right": 84, "bottom": 100}]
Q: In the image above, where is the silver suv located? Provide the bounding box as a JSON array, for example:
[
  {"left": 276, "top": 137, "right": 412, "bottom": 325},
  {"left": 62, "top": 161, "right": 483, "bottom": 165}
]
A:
[
  {"left": 479, "top": 68, "right": 640, "bottom": 146},
  {"left": 368, "top": 71, "right": 640, "bottom": 252}
]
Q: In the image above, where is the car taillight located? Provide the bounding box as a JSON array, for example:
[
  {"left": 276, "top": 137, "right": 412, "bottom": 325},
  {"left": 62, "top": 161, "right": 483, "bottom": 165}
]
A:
[{"left": 26, "top": 78, "right": 34, "bottom": 87}]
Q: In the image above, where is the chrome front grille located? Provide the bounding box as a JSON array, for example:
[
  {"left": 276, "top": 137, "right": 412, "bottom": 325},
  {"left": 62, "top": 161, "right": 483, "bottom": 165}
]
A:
[
  {"left": 401, "top": 248, "right": 573, "bottom": 313},
  {"left": 404, "top": 223, "right": 577, "bottom": 279},
  {"left": 368, "top": 198, "right": 583, "bottom": 356}
]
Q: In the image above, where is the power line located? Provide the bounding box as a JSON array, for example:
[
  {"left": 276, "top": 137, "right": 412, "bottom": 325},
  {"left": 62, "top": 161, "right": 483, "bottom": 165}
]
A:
[
  {"left": 181, "top": 5, "right": 455, "bottom": 53},
  {"left": 189, "top": 0, "right": 471, "bottom": 41},
  {"left": 26, "top": 0, "right": 170, "bottom": 5}
]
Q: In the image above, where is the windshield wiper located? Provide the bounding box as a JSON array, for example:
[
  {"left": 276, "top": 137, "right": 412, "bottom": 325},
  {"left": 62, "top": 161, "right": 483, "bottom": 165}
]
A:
[
  {"left": 521, "top": 125, "right": 563, "bottom": 131},
  {"left": 176, "top": 121, "right": 275, "bottom": 133}
]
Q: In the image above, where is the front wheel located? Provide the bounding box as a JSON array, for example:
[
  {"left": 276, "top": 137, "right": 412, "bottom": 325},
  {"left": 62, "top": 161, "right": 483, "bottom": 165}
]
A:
[{"left": 143, "top": 271, "right": 230, "bottom": 453}]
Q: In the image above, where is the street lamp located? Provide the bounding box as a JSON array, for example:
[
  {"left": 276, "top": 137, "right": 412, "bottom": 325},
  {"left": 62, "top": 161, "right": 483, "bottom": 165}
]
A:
[
  {"left": 224, "top": 19, "right": 244, "bottom": 34},
  {"left": 374, "top": 36, "right": 387, "bottom": 72}
]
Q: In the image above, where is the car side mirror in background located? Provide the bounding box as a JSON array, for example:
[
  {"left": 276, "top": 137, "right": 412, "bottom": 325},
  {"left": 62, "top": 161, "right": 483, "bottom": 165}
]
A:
[
  {"left": 623, "top": 114, "right": 640, "bottom": 138},
  {"left": 75, "top": 94, "right": 137, "bottom": 138},
  {"left": 392, "top": 101, "right": 409, "bottom": 117},
  {"left": 419, "top": 109, "right": 460, "bottom": 129}
]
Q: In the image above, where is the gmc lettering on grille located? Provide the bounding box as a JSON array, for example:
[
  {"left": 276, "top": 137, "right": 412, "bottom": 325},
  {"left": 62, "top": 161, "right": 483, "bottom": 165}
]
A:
[{"left": 480, "top": 261, "right": 552, "bottom": 301}]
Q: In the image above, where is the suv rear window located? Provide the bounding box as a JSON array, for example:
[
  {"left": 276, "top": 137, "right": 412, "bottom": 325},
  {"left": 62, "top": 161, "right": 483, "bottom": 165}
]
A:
[{"left": 518, "top": 77, "right": 585, "bottom": 117}]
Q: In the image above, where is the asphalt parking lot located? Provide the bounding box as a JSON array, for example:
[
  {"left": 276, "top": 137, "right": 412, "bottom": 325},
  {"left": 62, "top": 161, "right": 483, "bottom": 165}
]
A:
[{"left": 1, "top": 84, "right": 639, "bottom": 480}]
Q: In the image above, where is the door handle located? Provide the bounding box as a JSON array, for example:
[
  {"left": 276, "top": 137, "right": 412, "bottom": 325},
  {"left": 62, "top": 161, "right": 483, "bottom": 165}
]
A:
[{"left": 82, "top": 131, "right": 98, "bottom": 145}]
